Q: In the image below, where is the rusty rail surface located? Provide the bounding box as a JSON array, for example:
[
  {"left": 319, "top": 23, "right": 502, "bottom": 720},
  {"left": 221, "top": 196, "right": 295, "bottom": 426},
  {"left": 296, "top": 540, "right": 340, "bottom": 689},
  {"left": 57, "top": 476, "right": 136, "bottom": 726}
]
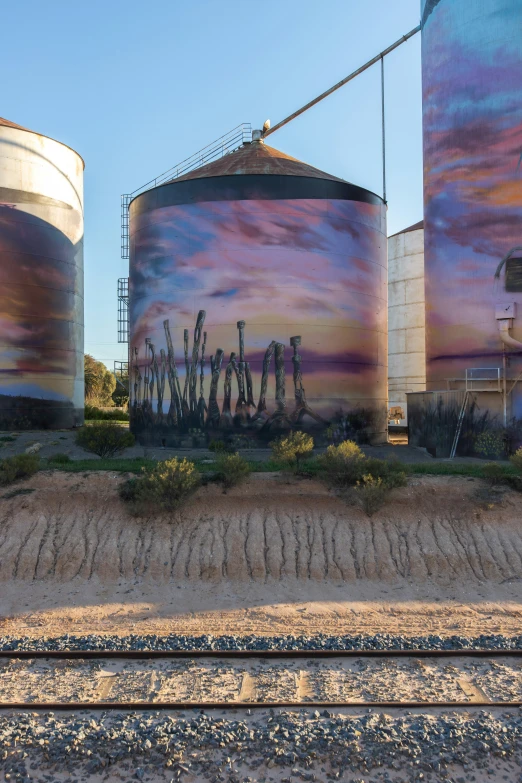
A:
[{"left": 0, "top": 649, "right": 520, "bottom": 659}]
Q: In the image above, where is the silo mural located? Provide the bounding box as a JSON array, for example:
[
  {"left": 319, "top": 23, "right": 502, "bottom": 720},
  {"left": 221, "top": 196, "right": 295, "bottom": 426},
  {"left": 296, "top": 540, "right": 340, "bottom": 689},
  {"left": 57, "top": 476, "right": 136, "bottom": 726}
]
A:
[
  {"left": 421, "top": 0, "right": 522, "bottom": 431},
  {"left": 129, "top": 140, "right": 387, "bottom": 446},
  {"left": 0, "top": 118, "right": 84, "bottom": 429}
]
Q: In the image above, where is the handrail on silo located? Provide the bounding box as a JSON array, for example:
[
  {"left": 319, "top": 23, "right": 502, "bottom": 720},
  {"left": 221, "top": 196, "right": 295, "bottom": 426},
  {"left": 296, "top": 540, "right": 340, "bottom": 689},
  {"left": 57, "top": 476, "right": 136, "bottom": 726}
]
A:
[{"left": 120, "top": 123, "right": 252, "bottom": 259}]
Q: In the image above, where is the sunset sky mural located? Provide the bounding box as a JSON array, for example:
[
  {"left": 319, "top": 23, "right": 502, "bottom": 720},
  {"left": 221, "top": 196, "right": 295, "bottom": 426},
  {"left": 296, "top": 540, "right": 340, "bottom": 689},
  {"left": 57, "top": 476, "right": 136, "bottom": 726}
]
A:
[
  {"left": 129, "top": 195, "right": 387, "bottom": 442},
  {"left": 422, "top": 0, "right": 522, "bottom": 417},
  {"left": 0, "top": 203, "right": 83, "bottom": 427}
]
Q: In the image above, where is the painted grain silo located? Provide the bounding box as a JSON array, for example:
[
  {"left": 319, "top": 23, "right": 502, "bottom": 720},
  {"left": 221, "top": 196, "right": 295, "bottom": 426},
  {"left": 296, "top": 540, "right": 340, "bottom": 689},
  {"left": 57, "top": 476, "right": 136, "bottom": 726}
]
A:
[
  {"left": 0, "top": 117, "right": 84, "bottom": 429},
  {"left": 129, "top": 136, "right": 387, "bottom": 446},
  {"left": 421, "top": 0, "right": 522, "bottom": 436},
  {"left": 388, "top": 221, "right": 425, "bottom": 427}
]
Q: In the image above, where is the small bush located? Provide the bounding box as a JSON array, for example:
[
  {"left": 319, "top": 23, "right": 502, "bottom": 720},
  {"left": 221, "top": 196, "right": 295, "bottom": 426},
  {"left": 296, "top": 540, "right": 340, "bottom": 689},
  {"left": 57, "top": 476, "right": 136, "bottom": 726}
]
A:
[
  {"left": 363, "top": 457, "right": 407, "bottom": 489},
  {"left": 356, "top": 474, "right": 388, "bottom": 517},
  {"left": 270, "top": 432, "right": 314, "bottom": 469},
  {"left": 506, "top": 474, "right": 522, "bottom": 492},
  {"left": 208, "top": 439, "right": 227, "bottom": 453},
  {"left": 47, "top": 452, "right": 72, "bottom": 465},
  {"left": 317, "top": 442, "right": 407, "bottom": 513},
  {"left": 510, "top": 447, "right": 522, "bottom": 473},
  {"left": 0, "top": 454, "right": 40, "bottom": 486},
  {"left": 84, "top": 404, "right": 129, "bottom": 421},
  {"left": 76, "top": 422, "right": 135, "bottom": 458},
  {"left": 482, "top": 462, "right": 507, "bottom": 485},
  {"left": 214, "top": 452, "right": 251, "bottom": 491},
  {"left": 317, "top": 440, "right": 365, "bottom": 487},
  {"left": 475, "top": 430, "right": 505, "bottom": 459},
  {"left": 119, "top": 457, "right": 200, "bottom": 515},
  {"left": 208, "top": 439, "right": 234, "bottom": 454}
]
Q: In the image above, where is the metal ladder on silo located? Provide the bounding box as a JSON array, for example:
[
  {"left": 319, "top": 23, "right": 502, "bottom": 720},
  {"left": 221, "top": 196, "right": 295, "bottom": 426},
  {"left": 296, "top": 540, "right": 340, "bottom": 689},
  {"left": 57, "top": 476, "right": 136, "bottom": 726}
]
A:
[{"left": 449, "top": 391, "right": 469, "bottom": 459}]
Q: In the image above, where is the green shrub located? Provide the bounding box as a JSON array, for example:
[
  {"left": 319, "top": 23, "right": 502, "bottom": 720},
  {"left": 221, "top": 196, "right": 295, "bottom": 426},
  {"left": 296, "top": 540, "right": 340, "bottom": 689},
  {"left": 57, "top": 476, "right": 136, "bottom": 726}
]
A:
[
  {"left": 475, "top": 430, "right": 505, "bottom": 459},
  {"left": 214, "top": 452, "right": 251, "bottom": 490},
  {"left": 270, "top": 432, "right": 314, "bottom": 469},
  {"left": 208, "top": 439, "right": 232, "bottom": 453},
  {"left": 510, "top": 447, "right": 522, "bottom": 473},
  {"left": 119, "top": 457, "right": 200, "bottom": 515},
  {"left": 363, "top": 457, "right": 407, "bottom": 489},
  {"left": 482, "top": 462, "right": 507, "bottom": 485},
  {"left": 76, "top": 422, "right": 135, "bottom": 458},
  {"left": 84, "top": 404, "right": 129, "bottom": 421},
  {"left": 47, "top": 452, "right": 72, "bottom": 465},
  {"left": 0, "top": 454, "right": 40, "bottom": 486},
  {"left": 356, "top": 474, "right": 388, "bottom": 517},
  {"left": 506, "top": 474, "right": 522, "bottom": 492},
  {"left": 317, "top": 440, "right": 365, "bottom": 487},
  {"left": 317, "top": 441, "right": 406, "bottom": 497}
]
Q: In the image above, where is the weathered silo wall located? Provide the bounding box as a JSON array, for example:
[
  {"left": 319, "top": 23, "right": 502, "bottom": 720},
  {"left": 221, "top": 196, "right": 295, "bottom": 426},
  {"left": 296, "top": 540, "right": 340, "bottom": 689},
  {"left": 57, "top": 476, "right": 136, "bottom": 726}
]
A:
[
  {"left": 129, "top": 139, "right": 387, "bottom": 446},
  {"left": 388, "top": 221, "right": 425, "bottom": 426},
  {"left": 0, "top": 118, "right": 84, "bottom": 429},
  {"left": 421, "top": 0, "right": 522, "bottom": 434}
]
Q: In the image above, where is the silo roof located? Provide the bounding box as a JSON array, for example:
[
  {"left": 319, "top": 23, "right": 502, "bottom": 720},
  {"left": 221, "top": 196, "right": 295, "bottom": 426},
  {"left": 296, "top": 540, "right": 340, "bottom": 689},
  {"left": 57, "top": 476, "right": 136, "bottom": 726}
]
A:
[
  {"left": 0, "top": 117, "right": 85, "bottom": 169},
  {"left": 389, "top": 219, "right": 424, "bottom": 238},
  {"left": 0, "top": 117, "right": 32, "bottom": 131},
  {"left": 168, "top": 140, "right": 348, "bottom": 184}
]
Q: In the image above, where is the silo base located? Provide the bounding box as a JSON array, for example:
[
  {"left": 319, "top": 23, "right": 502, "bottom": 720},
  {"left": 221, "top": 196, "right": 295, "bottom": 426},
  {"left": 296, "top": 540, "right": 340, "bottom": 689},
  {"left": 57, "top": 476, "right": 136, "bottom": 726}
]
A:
[{"left": 0, "top": 395, "right": 84, "bottom": 430}]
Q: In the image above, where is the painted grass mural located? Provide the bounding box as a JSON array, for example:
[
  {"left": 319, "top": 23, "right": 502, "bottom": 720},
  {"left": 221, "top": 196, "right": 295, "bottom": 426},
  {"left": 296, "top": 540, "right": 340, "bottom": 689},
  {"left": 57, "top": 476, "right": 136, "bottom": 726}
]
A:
[
  {"left": 422, "top": 0, "right": 522, "bottom": 419},
  {"left": 129, "top": 198, "right": 387, "bottom": 445}
]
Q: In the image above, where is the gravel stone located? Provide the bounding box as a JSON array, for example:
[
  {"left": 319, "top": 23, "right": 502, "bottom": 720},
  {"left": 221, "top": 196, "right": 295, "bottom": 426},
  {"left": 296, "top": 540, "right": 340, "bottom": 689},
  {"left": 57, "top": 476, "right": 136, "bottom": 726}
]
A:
[
  {"left": 2, "top": 709, "right": 521, "bottom": 782},
  {"left": 1, "top": 633, "right": 521, "bottom": 652}
]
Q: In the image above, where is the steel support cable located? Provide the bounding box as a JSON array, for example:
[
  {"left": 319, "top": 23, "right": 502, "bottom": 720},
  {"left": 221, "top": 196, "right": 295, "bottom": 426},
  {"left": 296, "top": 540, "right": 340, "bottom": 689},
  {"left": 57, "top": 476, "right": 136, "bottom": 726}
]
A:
[{"left": 262, "top": 26, "right": 421, "bottom": 141}]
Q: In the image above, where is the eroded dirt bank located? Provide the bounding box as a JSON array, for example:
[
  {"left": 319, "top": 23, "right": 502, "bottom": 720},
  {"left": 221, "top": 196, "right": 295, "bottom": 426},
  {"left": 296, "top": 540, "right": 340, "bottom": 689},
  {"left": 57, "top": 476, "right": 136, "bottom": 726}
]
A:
[{"left": 0, "top": 471, "right": 520, "bottom": 638}]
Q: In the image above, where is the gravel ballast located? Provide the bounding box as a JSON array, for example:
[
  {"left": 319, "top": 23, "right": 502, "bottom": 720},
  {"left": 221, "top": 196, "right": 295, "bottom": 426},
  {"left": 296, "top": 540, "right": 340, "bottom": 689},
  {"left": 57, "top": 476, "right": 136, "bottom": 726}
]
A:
[
  {"left": 1, "top": 633, "right": 522, "bottom": 652},
  {"left": 1, "top": 707, "right": 521, "bottom": 783}
]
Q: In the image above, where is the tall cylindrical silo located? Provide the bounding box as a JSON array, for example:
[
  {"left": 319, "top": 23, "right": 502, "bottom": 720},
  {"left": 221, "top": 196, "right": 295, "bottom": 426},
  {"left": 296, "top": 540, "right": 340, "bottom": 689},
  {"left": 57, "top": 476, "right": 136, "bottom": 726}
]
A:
[
  {"left": 388, "top": 220, "right": 425, "bottom": 427},
  {"left": 0, "top": 117, "right": 84, "bottom": 429},
  {"left": 128, "top": 138, "right": 387, "bottom": 446},
  {"left": 421, "top": 0, "right": 522, "bottom": 426}
]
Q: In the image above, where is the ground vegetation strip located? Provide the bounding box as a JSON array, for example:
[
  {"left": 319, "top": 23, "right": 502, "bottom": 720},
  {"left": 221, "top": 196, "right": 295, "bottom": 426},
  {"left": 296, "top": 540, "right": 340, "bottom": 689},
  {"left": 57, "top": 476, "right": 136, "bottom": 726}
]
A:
[{"left": 0, "top": 473, "right": 521, "bottom": 585}]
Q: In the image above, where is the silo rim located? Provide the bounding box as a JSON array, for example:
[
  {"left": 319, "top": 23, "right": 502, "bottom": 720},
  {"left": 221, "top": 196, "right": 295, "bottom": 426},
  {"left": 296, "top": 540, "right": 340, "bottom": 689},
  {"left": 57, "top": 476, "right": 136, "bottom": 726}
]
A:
[
  {"left": 129, "top": 173, "right": 385, "bottom": 210},
  {"left": 0, "top": 117, "right": 85, "bottom": 170}
]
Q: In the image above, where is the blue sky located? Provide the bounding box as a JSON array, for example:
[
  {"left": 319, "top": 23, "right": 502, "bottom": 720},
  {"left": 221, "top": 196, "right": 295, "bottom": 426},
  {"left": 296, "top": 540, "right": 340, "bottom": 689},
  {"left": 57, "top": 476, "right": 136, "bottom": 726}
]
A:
[{"left": 2, "top": 0, "right": 422, "bottom": 369}]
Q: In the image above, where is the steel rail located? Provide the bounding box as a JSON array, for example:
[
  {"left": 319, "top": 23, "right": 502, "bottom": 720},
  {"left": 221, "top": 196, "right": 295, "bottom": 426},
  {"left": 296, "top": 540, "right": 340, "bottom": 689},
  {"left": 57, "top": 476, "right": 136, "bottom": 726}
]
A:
[
  {"left": 0, "top": 649, "right": 520, "bottom": 660},
  {"left": 0, "top": 700, "right": 519, "bottom": 711},
  {"left": 263, "top": 25, "right": 421, "bottom": 139}
]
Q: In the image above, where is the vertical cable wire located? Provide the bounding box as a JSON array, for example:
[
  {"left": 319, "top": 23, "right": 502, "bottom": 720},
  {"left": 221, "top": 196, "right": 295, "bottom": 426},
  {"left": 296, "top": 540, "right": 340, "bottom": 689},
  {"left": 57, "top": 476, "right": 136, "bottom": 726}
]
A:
[{"left": 381, "top": 55, "right": 387, "bottom": 203}]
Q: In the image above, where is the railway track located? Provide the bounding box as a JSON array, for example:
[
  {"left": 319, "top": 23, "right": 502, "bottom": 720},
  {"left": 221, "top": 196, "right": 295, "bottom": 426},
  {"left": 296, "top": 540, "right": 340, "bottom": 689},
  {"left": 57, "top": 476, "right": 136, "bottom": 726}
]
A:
[{"left": 0, "top": 649, "right": 521, "bottom": 710}]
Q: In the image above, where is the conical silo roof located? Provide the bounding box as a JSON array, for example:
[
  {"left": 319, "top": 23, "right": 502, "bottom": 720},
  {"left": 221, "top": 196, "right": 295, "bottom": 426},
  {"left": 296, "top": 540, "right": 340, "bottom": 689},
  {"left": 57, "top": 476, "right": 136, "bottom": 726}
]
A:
[
  {"left": 0, "top": 117, "right": 33, "bottom": 132},
  {"left": 168, "top": 140, "right": 348, "bottom": 183}
]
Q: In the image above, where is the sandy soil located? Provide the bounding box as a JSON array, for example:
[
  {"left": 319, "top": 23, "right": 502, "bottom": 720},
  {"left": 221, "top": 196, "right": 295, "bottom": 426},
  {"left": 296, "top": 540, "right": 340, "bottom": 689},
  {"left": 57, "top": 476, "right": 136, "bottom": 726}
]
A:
[{"left": 0, "top": 471, "right": 520, "bottom": 640}]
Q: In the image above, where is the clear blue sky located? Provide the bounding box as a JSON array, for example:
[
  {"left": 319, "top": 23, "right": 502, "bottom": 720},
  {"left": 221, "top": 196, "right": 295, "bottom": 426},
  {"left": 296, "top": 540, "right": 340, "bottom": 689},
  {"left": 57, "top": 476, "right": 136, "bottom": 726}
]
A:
[{"left": 2, "top": 0, "right": 422, "bottom": 369}]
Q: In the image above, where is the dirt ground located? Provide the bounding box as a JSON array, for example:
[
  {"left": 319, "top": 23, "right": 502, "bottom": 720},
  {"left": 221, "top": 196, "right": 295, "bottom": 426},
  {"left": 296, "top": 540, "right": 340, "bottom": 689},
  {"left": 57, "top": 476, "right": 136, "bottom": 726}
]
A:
[{"left": 0, "top": 471, "right": 521, "bottom": 640}]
